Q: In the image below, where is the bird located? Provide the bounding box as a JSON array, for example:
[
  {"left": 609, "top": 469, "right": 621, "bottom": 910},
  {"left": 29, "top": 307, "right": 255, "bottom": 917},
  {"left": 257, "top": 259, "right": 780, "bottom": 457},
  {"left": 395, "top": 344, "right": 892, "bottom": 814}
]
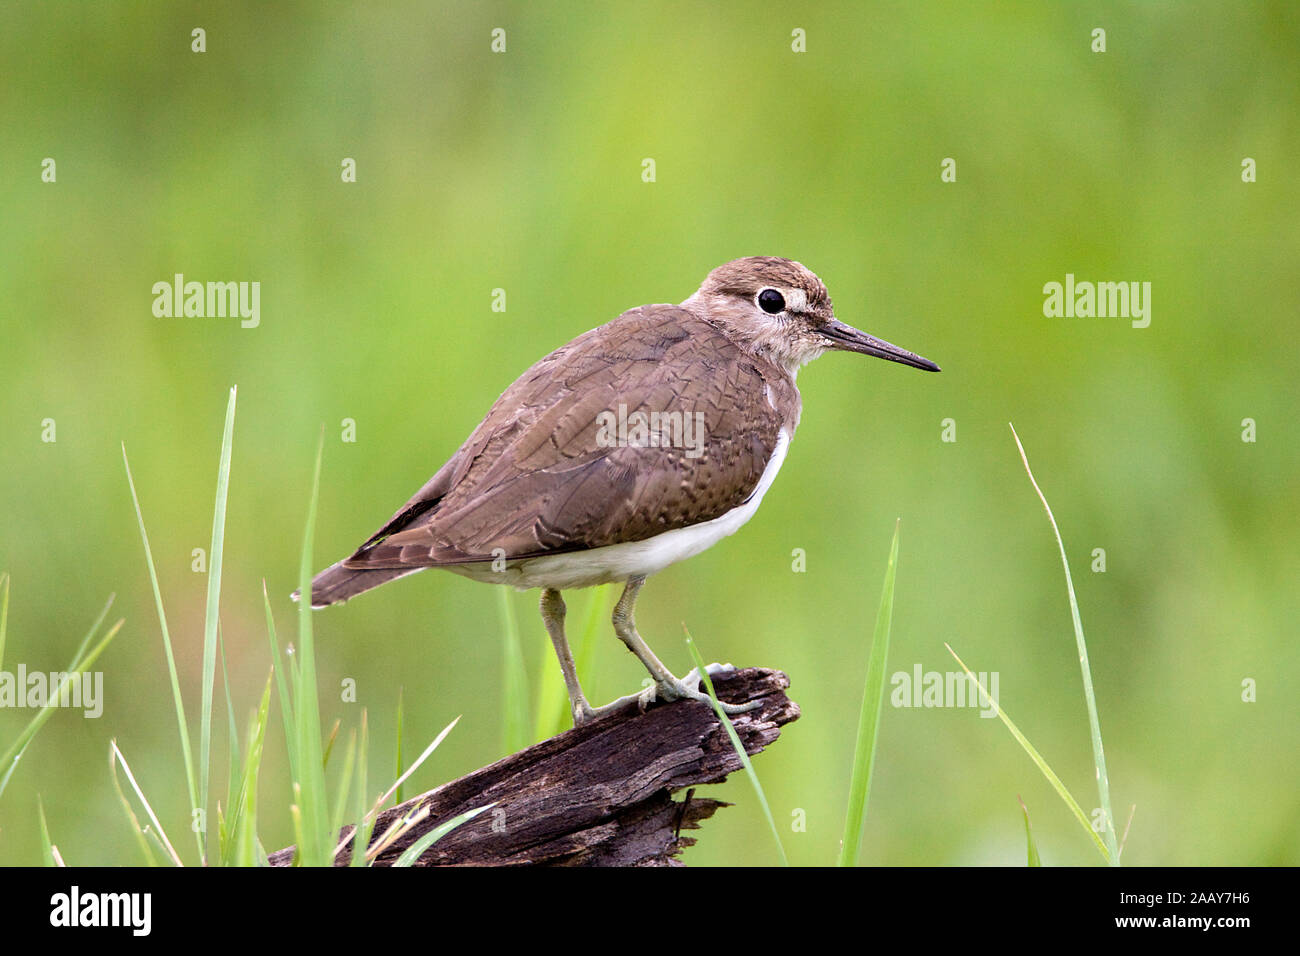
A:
[{"left": 299, "top": 257, "right": 939, "bottom": 726}]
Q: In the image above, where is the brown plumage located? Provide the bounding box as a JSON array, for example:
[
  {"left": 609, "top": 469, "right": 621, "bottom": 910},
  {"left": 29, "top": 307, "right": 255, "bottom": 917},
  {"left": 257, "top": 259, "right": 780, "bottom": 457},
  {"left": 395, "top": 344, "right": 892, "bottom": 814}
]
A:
[
  {"left": 350, "top": 309, "right": 793, "bottom": 562},
  {"left": 302, "top": 257, "right": 938, "bottom": 725}
]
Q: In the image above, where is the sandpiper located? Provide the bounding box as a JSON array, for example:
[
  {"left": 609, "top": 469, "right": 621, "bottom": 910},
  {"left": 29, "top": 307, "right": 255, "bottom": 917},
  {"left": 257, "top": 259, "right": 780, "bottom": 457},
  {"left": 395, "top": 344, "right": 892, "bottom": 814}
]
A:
[{"left": 302, "top": 257, "right": 939, "bottom": 725}]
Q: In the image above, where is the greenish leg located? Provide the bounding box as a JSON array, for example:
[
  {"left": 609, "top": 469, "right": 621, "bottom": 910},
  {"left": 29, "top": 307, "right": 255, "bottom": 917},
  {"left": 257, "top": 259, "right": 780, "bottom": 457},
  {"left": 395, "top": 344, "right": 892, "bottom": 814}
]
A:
[
  {"left": 608, "top": 576, "right": 759, "bottom": 716},
  {"left": 540, "top": 588, "right": 597, "bottom": 726}
]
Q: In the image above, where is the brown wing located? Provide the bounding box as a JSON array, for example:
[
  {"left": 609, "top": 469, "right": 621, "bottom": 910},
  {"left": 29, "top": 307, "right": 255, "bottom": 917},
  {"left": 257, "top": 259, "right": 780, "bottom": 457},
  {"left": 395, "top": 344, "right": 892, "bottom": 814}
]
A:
[{"left": 341, "top": 304, "right": 786, "bottom": 570}]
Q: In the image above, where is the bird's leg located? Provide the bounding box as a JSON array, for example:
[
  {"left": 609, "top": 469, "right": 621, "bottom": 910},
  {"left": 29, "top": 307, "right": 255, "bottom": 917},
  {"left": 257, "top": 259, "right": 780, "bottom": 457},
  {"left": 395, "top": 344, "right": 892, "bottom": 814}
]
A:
[
  {"left": 540, "top": 588, "right": 597, "bottom": 726},
  {"left": 541, "top": 585, "right": 667, "bottom": 727},
  {"left": 610, "top": 576, "right": 759, "bottom": 716}
]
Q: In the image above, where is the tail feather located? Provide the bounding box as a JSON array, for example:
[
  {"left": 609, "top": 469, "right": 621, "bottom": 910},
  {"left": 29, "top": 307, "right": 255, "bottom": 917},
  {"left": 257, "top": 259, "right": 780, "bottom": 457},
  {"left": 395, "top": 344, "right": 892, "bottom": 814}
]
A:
[{"left": 292, "top": 561, "right": 422, "bottom": 608}]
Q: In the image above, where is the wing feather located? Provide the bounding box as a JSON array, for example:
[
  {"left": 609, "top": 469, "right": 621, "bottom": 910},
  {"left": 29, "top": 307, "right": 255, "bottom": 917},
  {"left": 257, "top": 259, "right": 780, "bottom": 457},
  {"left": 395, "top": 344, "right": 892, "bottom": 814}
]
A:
[{"left": 342, "top": 305, "right": 787, "bottom": 570}]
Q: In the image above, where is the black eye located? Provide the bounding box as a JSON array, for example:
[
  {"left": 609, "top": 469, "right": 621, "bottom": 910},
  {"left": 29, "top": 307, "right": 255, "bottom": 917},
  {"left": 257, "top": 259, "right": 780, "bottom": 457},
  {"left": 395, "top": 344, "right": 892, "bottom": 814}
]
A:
[{"left": 757, "top": 288, "right": 785, "bottom": 314}]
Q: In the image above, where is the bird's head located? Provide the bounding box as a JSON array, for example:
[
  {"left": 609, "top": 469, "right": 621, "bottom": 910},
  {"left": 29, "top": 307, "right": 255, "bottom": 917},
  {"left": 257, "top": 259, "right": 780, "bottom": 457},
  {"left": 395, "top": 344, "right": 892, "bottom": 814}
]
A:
[{"left": 682, "top": 256, "right": 940, "bottom": 374}]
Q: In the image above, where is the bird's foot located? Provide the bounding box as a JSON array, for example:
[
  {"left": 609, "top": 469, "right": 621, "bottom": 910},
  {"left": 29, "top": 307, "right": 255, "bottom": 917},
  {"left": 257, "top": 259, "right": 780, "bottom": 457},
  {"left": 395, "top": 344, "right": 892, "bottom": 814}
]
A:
[
  {"left": 572, "top": 691, "right": 645, "bottom": 726},
  {"left": 571, "top": 662, "right": 758, "bottom": 726},
  {"left": 656, "top": 662, "right": 760, "bottom": 716}
]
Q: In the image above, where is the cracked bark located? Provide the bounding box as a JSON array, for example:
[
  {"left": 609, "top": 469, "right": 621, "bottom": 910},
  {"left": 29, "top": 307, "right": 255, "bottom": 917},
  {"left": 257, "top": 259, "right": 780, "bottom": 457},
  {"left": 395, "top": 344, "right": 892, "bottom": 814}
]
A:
[{"left": 267, "top": 666, "right": 798, "bottom": 866}]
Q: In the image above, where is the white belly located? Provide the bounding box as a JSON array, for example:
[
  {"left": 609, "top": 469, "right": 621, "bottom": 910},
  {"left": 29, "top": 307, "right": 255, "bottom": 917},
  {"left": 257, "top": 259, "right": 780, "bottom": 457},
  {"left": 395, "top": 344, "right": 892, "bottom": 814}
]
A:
[{"left": 444, "top": 429, "right": 791, "bottom": 591}]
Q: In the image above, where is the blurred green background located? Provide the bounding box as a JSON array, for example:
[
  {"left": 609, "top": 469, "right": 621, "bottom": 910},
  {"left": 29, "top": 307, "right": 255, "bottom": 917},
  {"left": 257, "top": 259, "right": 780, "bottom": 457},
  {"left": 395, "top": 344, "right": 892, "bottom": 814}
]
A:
[{"left": 2, "top": 1, "right": 1297, "bottom": 866}]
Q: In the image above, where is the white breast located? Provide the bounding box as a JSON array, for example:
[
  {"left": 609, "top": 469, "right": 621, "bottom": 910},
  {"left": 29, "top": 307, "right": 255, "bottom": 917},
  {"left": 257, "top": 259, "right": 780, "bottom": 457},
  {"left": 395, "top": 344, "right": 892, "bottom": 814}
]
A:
[{"left": 446, "top": 429, "right": 792, "bottom": 591}]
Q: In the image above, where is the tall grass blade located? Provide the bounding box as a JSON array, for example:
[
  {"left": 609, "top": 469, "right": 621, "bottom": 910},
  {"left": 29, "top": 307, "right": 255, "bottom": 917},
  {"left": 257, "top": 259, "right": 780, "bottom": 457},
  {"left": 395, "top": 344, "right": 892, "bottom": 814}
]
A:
[
  {"left": 684, "top": 630, "right": 787, "bottom": 867},
  {"left": 374, "top": 716, "right": 459, "bottom": 812},
  {"left": 111, "top": 740, "right": 183, "bottom": 866},
  {"left": 262, "top": 582, "right": 297, "bottom": 783},
  {"left": 365, "top": 804, "right": 430, "bottom": 862},
  {"left": 392, "top": 804, "right": 495, "bottom": 867},
  {"left": 0, "top": 745, "right": 28, "bottom": 801},
  {"left": 0, "top": 591, "right": 119, "bottom": 799},
  {"left": 946, "top": 643, "right": 1110, "bottom": 862},
  {"left": 108, "top": 741, "right": 159, "bottom": 866},
  {"left": 0, "top": 617, "right": 123, "bottom": 784},
  {"left": 219, "top": 635, "right": 239, "bottom": 860},
  {"left": 227, "top": 669, "right": 273, "bottom": 867},
  {"left": 330, "top": 731, "right": 358, "bottom": 852},
  {"left": 199, "top": 385, "right": 238, "bottom": 864},
  {"left": 123, "top": 444, "right": 201, "bottom": 859},
  {"left": 838, "top": 520, "right": 900, "bottom": 867},
  {"left": 292, "top": 428, "right": 330, "bottom": 865},
  {"left": 1019, "top": 796, "right": 1042, "bottom": 867},
  {"left": 37, "top": 797, "right": 58, "bottom": 867},
  {"left": 348, "top": 710, "right": 372, "bottom": 867},
  {"left": 1119, "top": 804, "right": 1137, "bottom": 859},
  {"left": 1009, "top": 424, "right": 1120, "bottom": 865},
  {"left": 322, "top": 718, "right": 341, "bottom": 770}
]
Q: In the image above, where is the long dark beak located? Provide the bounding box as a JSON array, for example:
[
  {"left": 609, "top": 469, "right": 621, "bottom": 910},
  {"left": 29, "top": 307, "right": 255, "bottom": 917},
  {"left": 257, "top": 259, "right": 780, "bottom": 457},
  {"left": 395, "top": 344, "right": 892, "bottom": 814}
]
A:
[{"left": 820, "top": 320, "right": 940, "bottom": 372}]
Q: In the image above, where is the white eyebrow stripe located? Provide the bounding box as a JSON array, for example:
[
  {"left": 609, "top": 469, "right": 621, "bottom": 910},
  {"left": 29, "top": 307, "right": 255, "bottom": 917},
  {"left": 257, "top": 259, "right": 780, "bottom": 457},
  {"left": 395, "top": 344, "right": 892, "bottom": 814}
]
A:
[{"left": 783, "top": 288, "right": 807, "bottom": 313}]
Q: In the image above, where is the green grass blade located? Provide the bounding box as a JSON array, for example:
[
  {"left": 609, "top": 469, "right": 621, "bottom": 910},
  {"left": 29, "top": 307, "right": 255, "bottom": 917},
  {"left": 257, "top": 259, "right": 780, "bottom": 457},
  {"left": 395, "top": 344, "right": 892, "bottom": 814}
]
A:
[
  {"left": 216, "top": 803, "right": 228, "bottom": 857},
  {"left": 234, "top": 671, "right": 274, "bottom": 867},
  {"left": 330, "top": 731, "right": 358, "bottom": 852},
  {"left": 348, "top": 710, "right": 372, "bottom": 867},
  {"left": 946, "top": 643, "right": 1111, "bottom": 863},
  {"left": 289, "top": 790, "right": 305, "bottom": 866},
  {"left": 375, "top": 716, "right": 460, "bottom": 812},
  {"left": 1019, "top": 796, "right": 1042, "bottom": 867},
  {"left": 344, "top": 712, "right": 464, "bottom": 865},
  {"left": 262, "top": 581, "right": 298, "bottom": 783},
  {"left": 292, "top": 428, "right": 330, "bottom": 865},
  {"left": 0, "top": 589, "right": 119, "bottom": 798},
  {"left": 684, "top": 630, "right": 787, "bottom": 867},
  {"left": 199, "top": 385, "right": 238, "bottom": 864},
  {"left": 111, "top": 740, "right": 183, "bottom": 866},
  {"left": 0, "top": 743, "right": 29, "bottom": 800},
  {"left": 838, "top": 520, "right": 900, "bottom": 867},
  {"left": 37, "top": 796, "right": 58, "bottom": 867},
  {"left": 67, "top": 589, "right": 115, "bottom": 670},
  {"left": 1009, "top": 424, "right": 1120, "bottom": 865},
  {"left": 498, "top": 588, "right": 530, "bottom": 754},
  {"left": 0, "top": 617, "right": 123, "bottom": 778},
  {"left": 141, "top": 827, "right": 170, "bottom": 864},
  {"left": 1118, "top": 804, "right": 1137, "bottom": 858},
  {"left": 363, "top": 804, "right": 429, "bottom": 861},
  {"left": 219, "top": 633, "right": 239, "bottom": 861},
  {"left": 107, "top": 742, "right": 159, "bottom": 867},
  {"left": 392, "top": 804, "right": 495, "bottom": 867},
  {"left": 322, "top": 718, "right": 341, "bottom": 770},
  {"left": 123, "top": 443, "right": 201, "bottom": 860},
  {"left": 224, "top": 669, "right": 274, "bottom": 867}
]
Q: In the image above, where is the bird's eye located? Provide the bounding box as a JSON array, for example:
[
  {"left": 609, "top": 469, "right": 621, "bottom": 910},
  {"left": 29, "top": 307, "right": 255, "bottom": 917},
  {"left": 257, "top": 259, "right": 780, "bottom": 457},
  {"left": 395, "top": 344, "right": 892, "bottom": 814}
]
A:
[{"left": 757, "top": 288, "right": 785, "bottom": 314}]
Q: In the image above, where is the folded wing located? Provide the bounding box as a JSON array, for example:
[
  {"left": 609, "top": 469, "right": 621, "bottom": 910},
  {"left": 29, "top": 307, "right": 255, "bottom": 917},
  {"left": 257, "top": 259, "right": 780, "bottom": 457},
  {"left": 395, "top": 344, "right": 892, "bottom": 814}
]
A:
[{"left": 342, "top": 304, "right": 784, "bottom": 570}]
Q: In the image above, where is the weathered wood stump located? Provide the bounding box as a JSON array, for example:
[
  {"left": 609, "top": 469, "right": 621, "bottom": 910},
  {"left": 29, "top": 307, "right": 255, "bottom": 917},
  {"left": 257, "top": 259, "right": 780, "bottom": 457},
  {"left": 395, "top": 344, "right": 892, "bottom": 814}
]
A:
[{"left": 268, "top": 666, "right": 798, "bottom": 866}]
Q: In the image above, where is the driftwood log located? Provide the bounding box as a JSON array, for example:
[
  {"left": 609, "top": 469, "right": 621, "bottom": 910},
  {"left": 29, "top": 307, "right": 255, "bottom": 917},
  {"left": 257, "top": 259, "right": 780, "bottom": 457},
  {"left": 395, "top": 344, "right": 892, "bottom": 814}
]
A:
[{"left": 268, "top": 666, "right": 798, "bottom": 866}]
